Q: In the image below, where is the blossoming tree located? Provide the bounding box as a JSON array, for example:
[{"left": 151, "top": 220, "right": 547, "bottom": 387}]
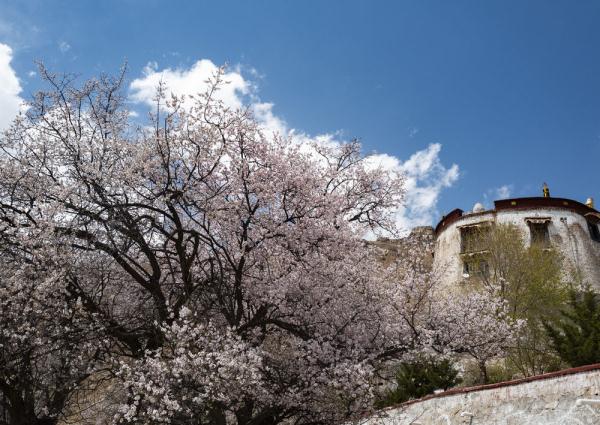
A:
[{"left": 0, "top": 66, "right": 518, "bottom": 425}]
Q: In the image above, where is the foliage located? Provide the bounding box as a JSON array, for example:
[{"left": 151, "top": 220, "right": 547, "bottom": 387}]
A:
[
  {"left": 477, "top": 224, "right": 566, "bottom": 320},
  {"left": 0, "top": 65, "right": 519, "bottom": 425},
  {"left": 466, "top": 223, "right": 568, "bottom": 378},
  {"left": 544, "top": 286, "right": 600, "bottom": 367},
  {"left": 459, "top": 358, "right": 553, "bottom": 387},
  {"left": 375, "top": 357, "right": 461, "bottom": 408}
]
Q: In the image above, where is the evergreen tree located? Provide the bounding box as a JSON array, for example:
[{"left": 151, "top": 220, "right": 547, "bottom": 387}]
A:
[
  {"left": 376, "top": 357, "right": 461, "bottom": 407},
  {"left": 544, "top": 286, "right": 600, "bottom": 367}
]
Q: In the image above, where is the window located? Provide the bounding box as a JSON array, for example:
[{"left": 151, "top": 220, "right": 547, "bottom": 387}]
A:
[
  {"left": 528, "top": 221, "right": 550, "bottom": 248},
  {"left": 460, "top": 224, "right": 490, "bottom": 253},
  {"left": 462, "top": 258, "right": 489, "bottom": 279},
  {"left": 589, "top": 221, "right": 600, "bottom": 242}
]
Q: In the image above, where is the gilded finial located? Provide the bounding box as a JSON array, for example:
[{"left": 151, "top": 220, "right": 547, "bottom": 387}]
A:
[
  {"left": 542, "top": 182, "right": 550, "bottom": 198},
  {"left": 586, "top": 197, "right": 595, "bottom": 209}
]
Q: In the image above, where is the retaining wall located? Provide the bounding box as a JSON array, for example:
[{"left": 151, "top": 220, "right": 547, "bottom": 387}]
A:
[{"left": 363, "top": 364, "right": 600, "bottom": 425}]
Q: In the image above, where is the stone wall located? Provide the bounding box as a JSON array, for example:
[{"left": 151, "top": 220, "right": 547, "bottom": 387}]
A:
[
  {"left": 362, "top": 364, "right": 600, "bottom": 425},
  {"left": 372, "top": 226, "right": 434, "bottom": 268}
]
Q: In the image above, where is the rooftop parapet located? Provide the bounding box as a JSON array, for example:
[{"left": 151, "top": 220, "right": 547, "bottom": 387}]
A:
[{"left": 435, "top": 197, "right": 600, "bottom": 236}]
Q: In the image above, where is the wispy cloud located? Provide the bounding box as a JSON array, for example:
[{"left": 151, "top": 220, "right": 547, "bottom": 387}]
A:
[
  {"left": 495, "top": 184, "right": 512, "bottom": 199},
  {"left": 0, "top": 15, "right": 39, "bottom": 49},
  {"left": 482, "top": 184, "right": 514, "bottom": 208},
  {"left": 58, "top": 41, "right": 71, "bottom": 53},
  {"left": 129, "top": 59, "right": 460, "bottom": 233}
]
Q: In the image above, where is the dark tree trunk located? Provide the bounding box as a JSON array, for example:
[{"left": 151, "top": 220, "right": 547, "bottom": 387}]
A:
[{"left": 479, "top": 360, "right": 489, "bottom": 384}]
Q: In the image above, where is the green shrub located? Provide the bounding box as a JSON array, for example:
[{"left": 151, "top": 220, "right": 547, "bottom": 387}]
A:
[
  {"left": 375, "top": 357, "right": 461, "bottom": 408},
  {"left": 544, "top": 286, "right": 600, "bottom": 367}
]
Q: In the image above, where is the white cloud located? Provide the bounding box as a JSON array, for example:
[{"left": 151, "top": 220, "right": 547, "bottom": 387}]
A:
[
  {"left": 495, "top": 184, "right": 512, "bottom": 199},
  {"left": 482, "top": 184, "right": 513, "bottom": 207},
  {"left": 58, "top": 41, "right": 71, "bottom": 53},
  {"left": 250, "top": 102, "right": 288, "bottom": 136},
  {"left": 365, "top": 144, "right": 459, "bottom": 233},
  {"left": 130, "top": 60, "right": 460, "bottom": 233},
  {"left": 130, "top": 60, "right": 250, "bottom": 112},
  {"left": 0, "top": 43, "right": 23, "bottom": 131}
]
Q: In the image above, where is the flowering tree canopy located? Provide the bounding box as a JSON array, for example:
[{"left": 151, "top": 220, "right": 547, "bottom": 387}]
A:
[{"left": 0, "top": 66, "right": 518, "bottom": 425}]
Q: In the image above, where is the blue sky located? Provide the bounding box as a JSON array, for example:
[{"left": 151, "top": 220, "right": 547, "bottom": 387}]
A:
[{"left": 1, "top": 0, "right": 599, "bottom": 231}]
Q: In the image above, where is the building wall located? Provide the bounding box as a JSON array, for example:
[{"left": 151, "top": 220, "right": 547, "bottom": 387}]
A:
[
  {"left": 433, "top": 207, "right": 600, "bottom": 288},
  {"left": 363, "top": 366, "right": 600, "bottom": 425}
]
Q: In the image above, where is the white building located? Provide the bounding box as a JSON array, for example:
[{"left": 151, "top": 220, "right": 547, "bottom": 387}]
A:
[{"left": 433, "top": 191, "right": 600, "bottom": 287}]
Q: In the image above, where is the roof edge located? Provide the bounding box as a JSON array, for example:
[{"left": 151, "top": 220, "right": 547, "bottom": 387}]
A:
[{"left": 435, "top": 197, "right": 599, "bottom": 236}]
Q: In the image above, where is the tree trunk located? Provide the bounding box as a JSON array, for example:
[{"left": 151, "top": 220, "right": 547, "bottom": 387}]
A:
[
  {"left": 478, "top": 360, "right": 489, "bottom": 384},
  {"left": 208, "top": 405, "right": 227, "bottom": 425}
]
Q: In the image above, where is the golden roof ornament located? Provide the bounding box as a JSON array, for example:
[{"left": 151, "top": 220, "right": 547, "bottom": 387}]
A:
[
  {"left": 542, "top": 182, "right": 550, "bottom": 198},
  {"left": 586, "top": 197, "right": 595, "bottom": 209}
]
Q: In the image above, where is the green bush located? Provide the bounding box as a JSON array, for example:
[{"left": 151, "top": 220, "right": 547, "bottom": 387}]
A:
[
  {"left": 544, "top": 286, "right": 600, "bottom": 367},
  {"left": 375, "top": 357, "right": 461, "bottom": 408}
]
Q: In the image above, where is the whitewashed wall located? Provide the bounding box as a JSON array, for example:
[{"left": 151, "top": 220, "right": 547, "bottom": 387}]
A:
[
  {"left": 363, "top": 367, "right": 600, "bottom": 425},
  {"left": 433, "top": 207, "right": 600, "bottom": 288}
]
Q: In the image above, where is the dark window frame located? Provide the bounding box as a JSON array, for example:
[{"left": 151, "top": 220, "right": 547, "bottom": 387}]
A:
[
  {"left": 459, "top": 224, "right": 491, "bottom": 254},
  {"left": 589, "top": 221, "right": 600, "bottom": 242},
  {"left": 462, "top": 257, "right": 490, "bottom": 279},
  {"left": 528, "top": 221, "right": 550, "bottom": 248}
]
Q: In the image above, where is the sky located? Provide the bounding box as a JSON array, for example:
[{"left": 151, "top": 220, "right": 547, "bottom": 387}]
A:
[{"left": 1, "top": 0, "right": 599, "bottom": 233}]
